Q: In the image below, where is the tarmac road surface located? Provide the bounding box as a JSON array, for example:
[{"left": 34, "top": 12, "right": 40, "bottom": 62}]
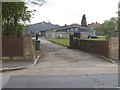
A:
[{"left": 2, "top": 74, "right": 118, "bottom": 88}]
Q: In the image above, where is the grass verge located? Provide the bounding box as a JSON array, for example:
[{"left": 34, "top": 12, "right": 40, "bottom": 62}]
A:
[{"left": 48, "top": 39, "right": 69, "bottom": 47}]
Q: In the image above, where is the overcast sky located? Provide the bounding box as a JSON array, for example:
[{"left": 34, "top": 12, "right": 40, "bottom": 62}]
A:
[{"left": 28, "top": 0, "right": 119, "bottom": 26}]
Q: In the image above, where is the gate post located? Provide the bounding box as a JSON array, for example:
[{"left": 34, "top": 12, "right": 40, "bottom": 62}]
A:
[
  {"left": 69, "top": 34, "right": 73, "bottom": 49},
  {"left": 109, "top": 37, "right": 119, "bottom": 60}
]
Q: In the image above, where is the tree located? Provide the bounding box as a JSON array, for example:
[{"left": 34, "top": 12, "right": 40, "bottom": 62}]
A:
[
  {"left": 2, "top": 0, "right": 45, "bottom": 36},
  {"left": 96, "top": 17, "right": 118, "bottom": 36},
  {"left": 2, "top": 2, "right": 32, "bottom": 36},
  {"left": 81, "top": 14, "right": 87, "bottom": 27}
]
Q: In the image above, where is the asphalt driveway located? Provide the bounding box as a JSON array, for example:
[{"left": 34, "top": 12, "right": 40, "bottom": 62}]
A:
[{"left": 2, "top": 38, "right": 118, "bottom": 76}]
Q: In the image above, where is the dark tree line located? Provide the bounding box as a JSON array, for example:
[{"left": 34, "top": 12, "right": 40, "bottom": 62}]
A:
[
  {"left": 95, "top": 17, "right": 118, "bottom": 36},
  {"left": 80, "top": 14, "right": 118, "bottom": 36}
]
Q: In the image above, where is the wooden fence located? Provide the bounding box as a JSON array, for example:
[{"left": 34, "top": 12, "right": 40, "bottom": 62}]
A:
[
  {"left": 70, "top": 35, "right": 109, "bottom": 58},
  {"left": 2, "top": 36, "right": 24, "bottom": 57}
]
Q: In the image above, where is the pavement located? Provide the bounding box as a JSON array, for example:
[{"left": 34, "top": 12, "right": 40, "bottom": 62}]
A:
[
  {"left": 1, "top": 55, "right": 40, "bottom": 72},
  {"left": 2, "top": 59, "right": 33, "bottom": 68}
]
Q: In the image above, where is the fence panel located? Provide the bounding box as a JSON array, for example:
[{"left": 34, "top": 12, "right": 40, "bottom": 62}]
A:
[
  {"left": 79, "top": 40, "right": 109, "bottom": 58},
  {"left": 70, "top": 36, "right": 109, "bottom": 58},
  {"left": 2, "top": 36, "right": 24, "bottom": 57}
]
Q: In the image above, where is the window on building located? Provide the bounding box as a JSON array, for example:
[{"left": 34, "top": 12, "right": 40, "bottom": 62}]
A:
[
  {"left": 70, "top": 28, "right": 74, "bottom": 32},
  {"left": 74, "top": 28, "right": 78, "bottom": 32},
  {"left": 67, "top": 29, "right": 70, "bottom": 32}
]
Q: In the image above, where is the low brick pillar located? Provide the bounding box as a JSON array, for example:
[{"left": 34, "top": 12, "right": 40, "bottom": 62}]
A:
[
  {"left": 109, "top": 37, "right": 119, "bottom": 60},
  {"left": 23, "top": 34, "right": 35, "bottom": 60}
]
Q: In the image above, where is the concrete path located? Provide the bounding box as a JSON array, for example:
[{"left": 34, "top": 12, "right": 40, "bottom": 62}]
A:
[{"left": 2, "top": 38, "right": 118, "bottom": 76}]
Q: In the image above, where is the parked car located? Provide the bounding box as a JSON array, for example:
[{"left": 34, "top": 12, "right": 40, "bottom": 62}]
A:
[{"left": 88, "top": 35, "right": 99, "bottom": 39}]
